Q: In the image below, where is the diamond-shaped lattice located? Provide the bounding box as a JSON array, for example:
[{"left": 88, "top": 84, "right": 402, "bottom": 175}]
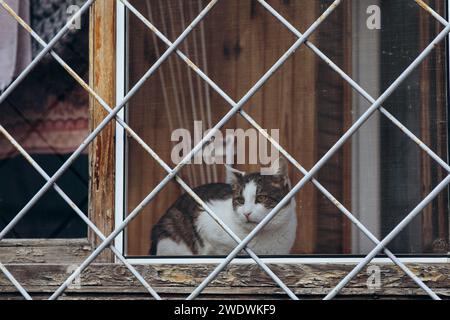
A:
[{"left": 0, "top": 0, "right": 448, "bottom": 301}]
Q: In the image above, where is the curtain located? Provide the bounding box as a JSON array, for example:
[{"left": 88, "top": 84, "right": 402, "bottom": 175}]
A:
[{"left": 0, "top": 0, "right": 31, "bottom": 91}]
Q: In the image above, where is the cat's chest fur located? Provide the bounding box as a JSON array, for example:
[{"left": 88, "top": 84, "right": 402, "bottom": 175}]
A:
[{"left": 195, "top": 198, "right": 297, "bottom": 255}]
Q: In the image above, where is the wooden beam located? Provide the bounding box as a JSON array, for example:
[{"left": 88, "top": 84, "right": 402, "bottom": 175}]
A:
[
  {"left": 88, "top": 0, "right": 117, "bottom": 262},
  {"left": 419, "top": 0, "right": 449, "bottom": 253},
  {"left": 1, "top": 263, "right": 449, "bottom": 299},
  {"left": 0, "top": 240, "right": 92, "bottom": 264}
]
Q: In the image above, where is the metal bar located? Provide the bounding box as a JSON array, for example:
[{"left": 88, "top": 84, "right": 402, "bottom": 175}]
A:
[
  {"left": 123, "top": 0, "right": 440, "bottom": 300},
  {"left": 415, "top": 0, "right": 448, "bottom": 25},
  {"left": 50, "top": 0, "right": 339, "bottom": 300},
  {"left": 0, "top": 125, "right": 161, "bottom": 300},
  {"left": 0, "top": 262, "right": 32, "bottom": 300},
  {"left": 187, "top": 20, "right": 450, "bottom": 300},
  {"left": 324, "top": 175, "right": 450, "bottom": 299},
  {"left": 0, "top": 0, "right": 219, "bottom": 243}
]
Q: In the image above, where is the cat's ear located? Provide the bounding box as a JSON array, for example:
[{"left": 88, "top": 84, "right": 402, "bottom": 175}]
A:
[
  {"left": 268, "top": 157, "right": 288, "bottom": 177},
  {"left": 268, "top": 157, "right": 290, "bottom": 187},
  {"left": 271, "top": 157, "right": 291, "bottom": 187},
  {"left": 225, "top": 165, "right": 245, "bottom": 184}
]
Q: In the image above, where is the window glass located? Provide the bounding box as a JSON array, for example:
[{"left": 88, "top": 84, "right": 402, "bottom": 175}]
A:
[
  {"left": 124, "top": 0, "right": 449, "bottom": 256},
  {"left": 0, "top": 0, "right": 90, "bottom": 238}
]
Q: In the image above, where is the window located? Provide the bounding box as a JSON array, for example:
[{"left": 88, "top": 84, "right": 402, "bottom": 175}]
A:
[
  {"left": 0, "top": 0, "right": 89, "bottom": 239},
  {"left": 117, "top": 0, "right": 449, "bottom": 258},
  {"left": 1, "top": 0, "right": 450, "bottom": 301}
]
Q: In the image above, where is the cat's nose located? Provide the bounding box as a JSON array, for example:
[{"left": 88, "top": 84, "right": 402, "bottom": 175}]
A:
[{"left": 244, "top": 212, "right": 252, "bottom": 221}]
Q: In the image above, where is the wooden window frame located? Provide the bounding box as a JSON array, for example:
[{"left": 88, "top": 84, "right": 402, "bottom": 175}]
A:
[
  {"left": 0, "top": 0, "right": 116, "bottom": 265},
  {"left": 1, "top": 0, "right": 450, "bottom": 300}
]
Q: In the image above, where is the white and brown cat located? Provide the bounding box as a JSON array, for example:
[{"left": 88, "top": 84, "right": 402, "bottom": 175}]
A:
[{"left": 150, "top": 158, "right": 297, "bottom": 256}]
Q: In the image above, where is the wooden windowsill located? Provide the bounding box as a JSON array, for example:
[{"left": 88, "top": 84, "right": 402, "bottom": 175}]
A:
[
  {"left": 0, "top": 239, "right": 92, "bottom": 264},
  {"left": 0, "top": 262, "right": 449, "bottom": 299}
]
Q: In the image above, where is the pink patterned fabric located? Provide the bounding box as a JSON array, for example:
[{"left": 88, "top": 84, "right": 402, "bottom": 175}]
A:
[{"left": 0, "top": 85, "right": 89, "bottom": 159}]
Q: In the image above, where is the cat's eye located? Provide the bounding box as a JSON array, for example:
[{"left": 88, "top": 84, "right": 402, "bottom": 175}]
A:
[
  {"left": 235, "top": 197, "right": 245, "bottom": 205},
  {"left": 256, "top": 195, "right": 268, "bottom": 203}
]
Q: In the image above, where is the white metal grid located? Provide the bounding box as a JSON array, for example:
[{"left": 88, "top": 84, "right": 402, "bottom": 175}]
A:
[{"left": 0, "top": 0, "right": 448, "bottom": 300}]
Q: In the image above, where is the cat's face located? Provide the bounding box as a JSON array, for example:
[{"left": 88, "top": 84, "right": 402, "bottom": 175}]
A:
[{"left": 227, "top": 158, "right": 290, "bottom": 224}]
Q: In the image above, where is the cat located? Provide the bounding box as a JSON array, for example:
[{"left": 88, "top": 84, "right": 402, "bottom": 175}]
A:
[{"left": 149, "top": 158, "right": 297, "bottom": 256}]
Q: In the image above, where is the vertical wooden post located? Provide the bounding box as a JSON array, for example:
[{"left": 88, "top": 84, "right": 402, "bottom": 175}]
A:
[
  {"left": 88, "top": 0, "right": 116, "bottom": 262},
  {"left": 419, "top": 0, "right": 449, "bottom": 252}
]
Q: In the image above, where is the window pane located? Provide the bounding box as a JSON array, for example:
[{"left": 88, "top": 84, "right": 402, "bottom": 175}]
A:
[
  {"left": 124, "top": 0, "right": 449, "bottom": 256},
  {"left": 0, "top": 0, "right": 90, "bottom": 239}
]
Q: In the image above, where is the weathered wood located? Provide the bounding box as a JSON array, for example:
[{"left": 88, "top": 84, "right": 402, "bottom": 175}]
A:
[
  {"left": 1, "top": 263, "right": 449, "bottom": 299},
  {"left": 419, "top": 0, "right": 449, "bottom": 253},
  {"left": 0, "top": 292, "right": 447, "bottom": 300},
  {"left": 88, "top": 0, "right": 116, "bottom": 262},
  {"left": 0, "top": 240, "right": 92, "bottom": 264}
]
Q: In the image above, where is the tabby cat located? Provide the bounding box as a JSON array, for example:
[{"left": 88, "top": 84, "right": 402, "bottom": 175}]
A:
[{"left": 150, "top": 158, "right": 297, "bottom": 255}]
